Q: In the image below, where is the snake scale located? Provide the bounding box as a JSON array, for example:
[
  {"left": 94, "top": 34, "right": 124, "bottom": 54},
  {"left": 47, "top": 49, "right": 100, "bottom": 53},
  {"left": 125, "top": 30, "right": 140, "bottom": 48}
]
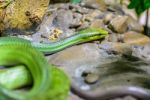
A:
[{"left": 0, "top": 28, "right": 108, "bottom": 100}]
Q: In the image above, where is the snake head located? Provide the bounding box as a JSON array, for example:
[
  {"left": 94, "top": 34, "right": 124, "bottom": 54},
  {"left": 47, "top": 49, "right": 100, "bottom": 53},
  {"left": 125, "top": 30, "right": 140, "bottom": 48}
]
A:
[{"left": 77, "top": 27, "right": 108, "bottom": 42}]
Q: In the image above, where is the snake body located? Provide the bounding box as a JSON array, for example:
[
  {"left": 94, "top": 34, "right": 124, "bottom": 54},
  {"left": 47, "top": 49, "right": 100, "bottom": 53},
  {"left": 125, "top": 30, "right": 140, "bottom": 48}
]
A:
[
  {"left": 0, "top": 28, "right": 107, "bottom": 54},
  {"left": 0, "top": 28, "right": 108, "bottom": 99}
]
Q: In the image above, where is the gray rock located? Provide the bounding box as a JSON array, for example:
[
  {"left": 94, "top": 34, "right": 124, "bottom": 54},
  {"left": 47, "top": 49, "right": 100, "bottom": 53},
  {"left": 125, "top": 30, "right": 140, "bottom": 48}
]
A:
[
  {"left": 90, "top": 19, "right": 104, "bottom": 28},
  {"left": 103, "top": 13, "right": 115, "bottom": 24},
  {"left": 83, "top": 10, "right": 103, "bottom": 22},
  {"left": 80, "top": 0, "right": 107, "bottom": 11},
  {"left": 69, "top": 4, "right": 89, "bottom": 14},
  {"left": 32, "top": 13, "right": 57, "bottom": 43},
  {"left": 77, "top": 21, "right": 89, "bottom": 30},
  {"left": 109, "top": 15, "right": 128, "bottom": 33},
  {"left": 55, "top": 9, "right": 73, "bottom": 30},
  {"left": 122, "top": 6, "right": 138, "bottom": 20},
  {"left": 47, "top": 43, "right": 117, "bottom": 77},
  {"left": 70, "top": 12, "right": 82, "bottom": 28},
  {"left": 104, "top": 0, "right": 121, "bottom": 6},
  {"left": 132, "top": 43, "right": 150, "bottom": 61},
  {"left": 108, "top": 34, "right": 124, "bottom": 42}
]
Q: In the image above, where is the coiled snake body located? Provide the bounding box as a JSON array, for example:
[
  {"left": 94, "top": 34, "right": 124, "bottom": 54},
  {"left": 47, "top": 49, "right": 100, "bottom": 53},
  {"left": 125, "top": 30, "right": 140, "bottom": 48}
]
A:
[{"left": 0, "top": 28, "right": 108, "bottom": 100}]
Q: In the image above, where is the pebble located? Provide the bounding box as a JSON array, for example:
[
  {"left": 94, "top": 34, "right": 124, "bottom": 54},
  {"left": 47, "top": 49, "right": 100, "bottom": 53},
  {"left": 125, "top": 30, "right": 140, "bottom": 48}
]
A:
[
  {"left": 84, "top": 73, "right": 99, "bottom": 84},
  {"left": 90, "top": 19, "right": 104, "bottom": 28}
]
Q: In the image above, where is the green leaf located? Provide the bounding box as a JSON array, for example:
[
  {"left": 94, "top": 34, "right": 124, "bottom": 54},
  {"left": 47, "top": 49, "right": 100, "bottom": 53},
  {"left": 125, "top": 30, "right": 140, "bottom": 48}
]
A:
[
  {"left": 128, "top": 0, "right": 150, "bottom": 15},
  {"left": 128, "top": 0, "right": 141, "bottom": 8},
  {"left": 70, "top": 0, "right": 81, "bottom": 4},
  {"left": 135, "top": 7, "right": 145, "bottom": 15},
  {"left": 144, "top": 0, "right": 150, "bottom": 9}
]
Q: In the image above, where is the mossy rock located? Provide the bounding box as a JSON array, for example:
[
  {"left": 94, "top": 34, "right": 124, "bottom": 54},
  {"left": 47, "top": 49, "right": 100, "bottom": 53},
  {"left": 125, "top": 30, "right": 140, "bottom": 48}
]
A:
[{"left": 2, "top": 0, "right": 50, "bottom": 30}]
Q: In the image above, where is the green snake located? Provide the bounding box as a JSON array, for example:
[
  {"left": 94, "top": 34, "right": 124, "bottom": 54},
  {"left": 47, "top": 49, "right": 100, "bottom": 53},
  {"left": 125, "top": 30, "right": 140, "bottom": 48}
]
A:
[{"left": 0, "top": 28, "right": 108, "bottom": 100}]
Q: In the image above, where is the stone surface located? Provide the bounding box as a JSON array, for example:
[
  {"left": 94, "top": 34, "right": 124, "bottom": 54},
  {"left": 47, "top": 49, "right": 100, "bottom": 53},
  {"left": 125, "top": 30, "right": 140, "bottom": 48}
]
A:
[
  {"left": 90, "top": 19, "right": 104, "bottom": 28},
  {"left": 55, "top": 9, "right": 73, "bottom": 31},
  {"left": 84, "top": 73, "right": 99, "bottom": 84},
  {"left": 99, "top": 42, "right": 132, "bottom": 55},
  {"left": 122, "top": 6, "right": 138, "bottom": 21},
  {"left": 123, "top": 31, "right": 150, "bottom": 45},
  {"left": 132, "top": 43, "right": 150, "bottom": 61},
  {"left": 104, "top": 0, "right": 121, "bottom": 6},
  {"left": 109, "top": 15, "right": 128, "bottom": 33},
  {"left": 47, "top": 43, "right": 117, "bottom": 77},
  {"left": 80, "top": 0, "right": 107, "bottom": 11},
  {"left": 3, "top": 0, "right": 49, "bottom": 30},
  {"left": 83, "top": 9, "right": 103, "bottom": 22},
  {"left": 103, "top": 12, "right": 115, "bottom": 24},
  {"left": 108, "top": 34, "right": 124, "bottom": 42},
  {"left": 127, "top": 17, "right": 144, "bottom": 33}
]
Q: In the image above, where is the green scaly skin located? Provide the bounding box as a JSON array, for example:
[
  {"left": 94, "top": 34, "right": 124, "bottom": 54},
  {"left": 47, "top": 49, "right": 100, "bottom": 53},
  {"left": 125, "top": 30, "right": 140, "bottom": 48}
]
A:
[
  {"left": 0, "top": 28, "right": 108, "bottom": 99},
  {"left": 0, "top": 28, "right": 108, "bottom": 54}
]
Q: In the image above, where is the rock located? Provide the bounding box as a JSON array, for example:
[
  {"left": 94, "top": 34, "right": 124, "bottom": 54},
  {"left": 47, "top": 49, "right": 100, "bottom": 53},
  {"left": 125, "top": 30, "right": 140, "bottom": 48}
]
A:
[
  {"left": 80, "top": 0, "right": 107, "bottom": 11},
  {"left": 77, "top": 21, "right": 89, "bottom": 30},
  {"left": 90, "top": 19, "right": 104, "bottom": 28},
  {"left": 49, "top": 3, "right": 69, "bottom": 10},
  {"left": 69, "top": 4, "right": 89, "bottom": 14},
  {"left": 55, "top": 9, "right": 73, "bottom": 30},
  {"left": 123, "top": 31, "right": 150, "bottom": 45},
  {"left": 99, "top": 42, "right": 132, "bottom": 55},
  {"left": 108, "top": 33, "right": 124, "bottom": 42},
  {"left": 34, "top": 13, "right": 56, "bottom": 40},
  {"left": 70, "top": 12, "right": 82, "bottom": 28},
  {"left": 84, "top": 73, "right": 99, "bottom": 84},
  {"left": 47, "top": 43, "right": 116, "bottom": 77},
  {"left": 127, "top": 17, "right": 144, "bottom": 33},
  {"left": 108, "top": 34, "right": 119, "bottom": 42},
  {"left": 83, "top": 10, "right": 103, "bottom": 22},
  {"left": 103, "top": 13, "right": 115, "bottom": 24},
  {"left": 132, "top": 43, "right": 150, "bottom": 61},
  {"left": 108, "top": 15, "right": 128, "bottom": 33},
  {"left": 104, "top": 0, "right": 121, "bottom": 6},
  {"left": 122, "top": 6, "right": 138, "bottom": 21},
  {"left": 3, "top": 0, "right": 49, "bottom": 30}
]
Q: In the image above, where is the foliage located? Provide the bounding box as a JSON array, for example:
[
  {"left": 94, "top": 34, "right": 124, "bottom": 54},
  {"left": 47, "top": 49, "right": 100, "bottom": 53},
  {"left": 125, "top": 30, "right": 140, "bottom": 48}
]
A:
[
  {"left": 70, "top": 0, "right": 81, "bottom": 4},
  {"left": 128, "top": 0, "right": 150, "bottom": 15}
]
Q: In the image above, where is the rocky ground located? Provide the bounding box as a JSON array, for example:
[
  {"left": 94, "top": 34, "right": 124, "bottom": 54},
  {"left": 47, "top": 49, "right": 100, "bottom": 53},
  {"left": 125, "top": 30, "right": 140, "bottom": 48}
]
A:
[{"left": 1, "top": 0, "right": 150, "bottom": 100}]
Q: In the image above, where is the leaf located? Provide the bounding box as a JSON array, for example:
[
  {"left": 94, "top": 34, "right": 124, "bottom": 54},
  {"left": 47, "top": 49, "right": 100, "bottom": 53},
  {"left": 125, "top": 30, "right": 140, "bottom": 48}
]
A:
[
  {"left": 128, "top": 0, "right": 141, "bottom": 8},
  {"left": 128, "top": 0, "right": 150, "bottom": 15},
  {"left": 144, "top": 0, "right": 150, "bottom": 9},
  {"left": 135, "top": 7, "right": 145, "bottom": 15},
  {"left": 70, "top": 0, "right": 81, "bottom": 4}
]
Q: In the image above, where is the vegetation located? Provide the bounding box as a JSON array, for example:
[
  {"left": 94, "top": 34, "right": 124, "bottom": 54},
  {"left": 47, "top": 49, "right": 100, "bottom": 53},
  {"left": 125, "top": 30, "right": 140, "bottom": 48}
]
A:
[{"left": 128, "top": 0, "right": 150, "bottom": 36}]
